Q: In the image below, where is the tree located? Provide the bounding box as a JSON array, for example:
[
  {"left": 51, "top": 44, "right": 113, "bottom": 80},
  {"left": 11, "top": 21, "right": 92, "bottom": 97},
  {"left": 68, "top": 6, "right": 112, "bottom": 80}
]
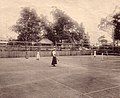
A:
[
  {"left": 51, "top": 7, "right": 84, "bottom": 44},
  {"left": 12, "top": 7, "right": 47, "bottom": 42},
  {"left": 44, "top": 23, "right": 55, "bottom": 44},
  {"left": 112, "top": 13, "right": 120, "bottom": 46},
  {"left": 82, "top": 33, "right": 90, "bottom": 48},
  {"left": 98, "top": 6, "right": 120, "bottom": 46},
  {"left": 98, "top": 35, "right": 108, "bottom": 46}
]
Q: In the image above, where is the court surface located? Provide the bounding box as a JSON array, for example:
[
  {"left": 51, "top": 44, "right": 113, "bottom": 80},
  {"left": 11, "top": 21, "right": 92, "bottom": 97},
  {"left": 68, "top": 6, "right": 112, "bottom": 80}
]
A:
[{"left": 0, "top": 55, "right": 120, "bottom": 98}]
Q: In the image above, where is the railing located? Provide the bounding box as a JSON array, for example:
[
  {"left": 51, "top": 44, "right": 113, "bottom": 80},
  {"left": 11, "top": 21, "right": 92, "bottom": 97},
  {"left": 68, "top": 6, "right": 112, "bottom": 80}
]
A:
[
  {"left": 0, "top": 44, "right": 91, "bottom": 58},
  {"left": 0, "top": 44, "right": 83, "bottom": 51}
]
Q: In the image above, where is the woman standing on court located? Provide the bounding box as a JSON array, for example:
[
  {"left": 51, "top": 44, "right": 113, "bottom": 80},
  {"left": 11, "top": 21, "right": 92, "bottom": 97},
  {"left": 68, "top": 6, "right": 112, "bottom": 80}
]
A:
[
  {"left": 36, "top": 51, "right": 40, "bottom": 60},
  {"left": 51, "top": 48, "right": 57, "bottom": 67},
  {"left": 94, "top": 50, "right": 96, "bottom": 57}
]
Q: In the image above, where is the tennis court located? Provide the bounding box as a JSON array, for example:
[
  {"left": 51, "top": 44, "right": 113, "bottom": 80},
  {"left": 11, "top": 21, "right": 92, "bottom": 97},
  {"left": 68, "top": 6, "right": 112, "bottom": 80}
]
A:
[{"left": 0, "top": 55, "right": 120, "bottom": 98}]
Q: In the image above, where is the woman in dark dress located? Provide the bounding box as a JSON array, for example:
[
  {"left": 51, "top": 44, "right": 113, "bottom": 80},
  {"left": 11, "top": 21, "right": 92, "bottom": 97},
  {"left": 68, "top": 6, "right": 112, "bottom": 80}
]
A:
[{"left": 51, "top": 48, "right": 57, "bottom": 67}]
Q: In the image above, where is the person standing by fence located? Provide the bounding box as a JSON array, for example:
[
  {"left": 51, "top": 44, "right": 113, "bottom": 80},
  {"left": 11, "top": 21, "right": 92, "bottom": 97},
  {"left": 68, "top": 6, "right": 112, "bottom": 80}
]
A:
[
  {"left": 51, "top": 48, "right": 58, "bottom": 67},
  {"left": 94, "top": 50, "right": 96, "bottom": 57},
  {"left": 25, "top": 51, "right": 29, "bottom": 59},
  {"left": 36, "top": 51, "right": 40, "bottom": 60}
]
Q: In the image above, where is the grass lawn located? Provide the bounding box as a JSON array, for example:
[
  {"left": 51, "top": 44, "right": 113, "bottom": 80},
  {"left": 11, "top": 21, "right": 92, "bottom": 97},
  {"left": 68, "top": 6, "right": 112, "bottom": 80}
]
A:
[{"left": 0, "top": 55, "right": 120, "bottom": 98}]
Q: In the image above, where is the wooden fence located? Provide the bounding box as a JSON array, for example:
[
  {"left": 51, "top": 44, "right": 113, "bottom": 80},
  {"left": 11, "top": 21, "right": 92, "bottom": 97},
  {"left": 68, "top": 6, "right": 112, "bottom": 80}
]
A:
[
  {"left": 0, "top": 50, "right": 91, "bottom": 58},
  {"left": 0, "top": 45, "right": 91, "bottom": 58}
]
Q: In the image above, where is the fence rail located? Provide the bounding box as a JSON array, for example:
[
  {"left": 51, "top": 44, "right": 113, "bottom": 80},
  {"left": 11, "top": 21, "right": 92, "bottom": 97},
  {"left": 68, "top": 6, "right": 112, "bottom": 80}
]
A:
[
  {"left": 0, "top": 44, "right": 84, "bottom": 51},
  {"left": 0, "top": 45, "right": 91, "bottom": 58},
  {"left": 0, "top": 50, "right": 91, "bottom": 58}
]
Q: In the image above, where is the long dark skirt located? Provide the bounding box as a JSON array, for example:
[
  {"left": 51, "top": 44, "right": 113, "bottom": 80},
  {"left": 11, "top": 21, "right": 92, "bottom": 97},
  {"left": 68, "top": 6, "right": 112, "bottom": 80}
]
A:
[{"left": 52, "top": 56, "right": 57, "bottom": 65}]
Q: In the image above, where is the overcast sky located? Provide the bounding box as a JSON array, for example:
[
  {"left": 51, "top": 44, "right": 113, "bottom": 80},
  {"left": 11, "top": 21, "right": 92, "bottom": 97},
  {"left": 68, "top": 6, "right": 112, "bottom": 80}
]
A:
[{"left": 0, "top": 0, "right": 120, "bottom": 44}]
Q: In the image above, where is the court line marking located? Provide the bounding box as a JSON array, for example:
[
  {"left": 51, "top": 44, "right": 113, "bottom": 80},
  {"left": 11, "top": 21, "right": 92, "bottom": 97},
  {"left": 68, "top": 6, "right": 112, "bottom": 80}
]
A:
[
  {"left": 0, "top": 72, "right": 93, "bottom": 98},
  {"left": 84, "top": 85, "right": 120, "bottom": 95},
  {"left": 0, "top": 56, "right": 120, "bottom": 97},
  {"left": 51, "top": 78, "right": 93, "bottom": 98}
]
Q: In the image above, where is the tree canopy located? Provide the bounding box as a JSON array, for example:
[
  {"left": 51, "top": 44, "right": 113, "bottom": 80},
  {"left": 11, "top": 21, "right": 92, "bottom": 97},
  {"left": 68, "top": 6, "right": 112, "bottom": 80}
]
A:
[
  {"left": 12, "top": 7, "right": 48, "bottom": 42},
  {"left": 113, "top": 13, "right": 120, "bottom": 40},
  {"left": 51, "top": 7, "right": 84, "bottom": 44},
  {"left": 11, "top": 7, "right": 88, "bottom": 47},
  {"left": 98, "top": 6, "right": 120, "bottom": 46},
  {"left": 98, "top": 35, "right": 108, "bottom": 45}
]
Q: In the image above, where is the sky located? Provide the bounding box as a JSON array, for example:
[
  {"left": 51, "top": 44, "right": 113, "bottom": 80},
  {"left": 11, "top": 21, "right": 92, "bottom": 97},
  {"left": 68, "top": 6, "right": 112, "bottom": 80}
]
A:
[{"left": 0, "top": 0, "right": 120, "bottom": 44}]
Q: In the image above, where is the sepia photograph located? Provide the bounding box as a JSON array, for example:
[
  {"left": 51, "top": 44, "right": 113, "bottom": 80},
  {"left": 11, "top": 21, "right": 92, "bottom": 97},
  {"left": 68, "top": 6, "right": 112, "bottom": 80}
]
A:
[{"left": 0, "top": 0, "right": 120, "bottom": 98}]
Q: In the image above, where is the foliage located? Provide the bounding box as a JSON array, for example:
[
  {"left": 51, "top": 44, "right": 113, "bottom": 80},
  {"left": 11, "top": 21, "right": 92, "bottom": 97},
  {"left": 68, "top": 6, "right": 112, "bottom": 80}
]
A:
[
  {"left": 82, "top": 33, "right": 90, "bottom": 48},
  {"left": 98, "top": 35, "right": 108, "bottom": 45},
  {"left": 98, "top": 6, "right": 120, "bottom": 46},
  {"left": 51, "top": 7, "right": 84, "bottom": 44},
  {"left": 12, "top": 7, "right": 89, "bottom": 47},
  {"left": 12, "top": 7, "right": 48, "bottom": 42},
  {"left": 112, "top": 13, "right": 120, "bottom": 40}
]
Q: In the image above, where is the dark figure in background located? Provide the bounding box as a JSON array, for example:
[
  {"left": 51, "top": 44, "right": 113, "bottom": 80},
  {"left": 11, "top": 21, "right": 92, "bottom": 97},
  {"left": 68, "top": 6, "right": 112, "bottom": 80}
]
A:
[
  {"left": 51, "top": 48, "right": 57, "bottom": 67},
  {"left": 25, "top": 51, "right": 29, "bottom": 59}
]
